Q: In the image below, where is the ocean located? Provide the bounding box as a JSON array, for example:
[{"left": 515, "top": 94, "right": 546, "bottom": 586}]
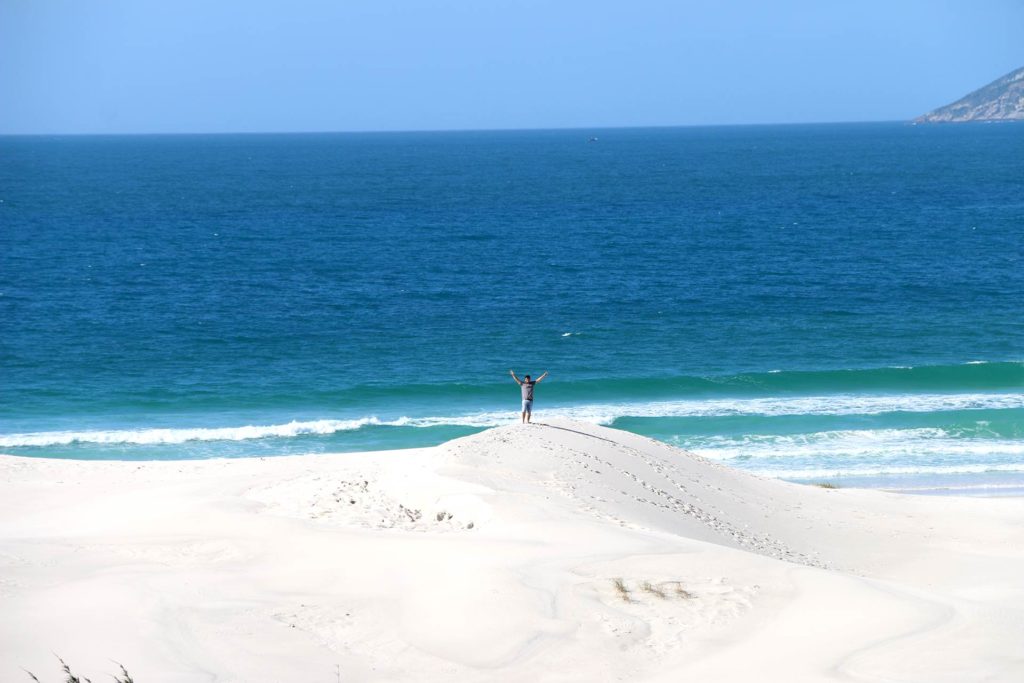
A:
[{"left": 2, "top": 123, "right": 1022, "bottom": 493}]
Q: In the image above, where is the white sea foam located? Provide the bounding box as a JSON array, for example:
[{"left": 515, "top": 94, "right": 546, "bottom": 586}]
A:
[
  {"left": 677, "top": 428, "right": 1024, "bottom": 461},
  {"left": 392, "top": 392, "right": 1024, "bottom": 429},
  {"left": 0, "top": 418, "right": 382, "bottom": 448},
  {"left": 754, "top": 463, "right": 1024, "bottom": 480},
  {"left": 884, "top": 483, "right": 1024, "bottom": 492},
  {"left": 2, "top": 391, "right": 1022, "bottom": 448}
]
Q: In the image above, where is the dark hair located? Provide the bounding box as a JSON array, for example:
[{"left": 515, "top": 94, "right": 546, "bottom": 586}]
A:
[{"left": 525, "top": 375, "right": 532, "bottom": 380}]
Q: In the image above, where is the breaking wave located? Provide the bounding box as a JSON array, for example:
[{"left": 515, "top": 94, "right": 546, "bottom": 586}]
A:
[
  {"left": 0, "top": 418, "right": 383, "bottom": 448},
  {"left": 2, "top": 391, "right": 1022, "bottom": 448}
]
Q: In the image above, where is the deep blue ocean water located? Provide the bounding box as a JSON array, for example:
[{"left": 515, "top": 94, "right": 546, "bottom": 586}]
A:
[{"left": 2, "top": 123, "right": 1022, "bottom": 492}]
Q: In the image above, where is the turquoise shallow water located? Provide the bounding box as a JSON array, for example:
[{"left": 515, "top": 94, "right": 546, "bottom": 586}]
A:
[{"left": 1, "top": 123, "right": 1022, "bottom": 491}]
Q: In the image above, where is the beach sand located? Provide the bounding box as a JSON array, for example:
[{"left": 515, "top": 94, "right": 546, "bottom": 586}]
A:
[{"left": 2, "top": 419, "right": 1022, "bottom": 681}]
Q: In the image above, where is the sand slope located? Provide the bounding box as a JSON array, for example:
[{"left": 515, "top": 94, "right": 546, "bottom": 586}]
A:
[{"left": 2, "top": 420, "right": 1022, "bottom": 681}]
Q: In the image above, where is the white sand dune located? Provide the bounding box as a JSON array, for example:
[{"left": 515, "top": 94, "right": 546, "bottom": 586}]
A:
[{"left": 2, "top": 419, "right": 1023, "bottom": 681}]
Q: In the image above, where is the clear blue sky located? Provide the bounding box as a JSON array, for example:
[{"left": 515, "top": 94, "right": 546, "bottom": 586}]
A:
[{"left": 2, "top": 0, "right": 1022, "bottom": 134}]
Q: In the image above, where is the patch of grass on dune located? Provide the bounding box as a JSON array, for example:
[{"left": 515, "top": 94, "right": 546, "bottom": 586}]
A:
[
  {"left": 641, "top": 581, "right": 667, "bottom": 599},
  {"left": 24, "top": 656, "right": 134, "bottom": 683},
  {"left": 612, "top": 577, "right": 633, "bottom": 603}
]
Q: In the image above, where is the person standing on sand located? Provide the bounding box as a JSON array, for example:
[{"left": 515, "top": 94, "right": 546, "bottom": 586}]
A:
[{"left": 510, "top": 370, "right": 548, "bottom": 424}]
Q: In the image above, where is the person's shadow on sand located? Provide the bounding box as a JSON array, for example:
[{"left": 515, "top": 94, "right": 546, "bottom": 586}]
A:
[{"left": 529, "top": 422, "right": 620, "bottom": 445}]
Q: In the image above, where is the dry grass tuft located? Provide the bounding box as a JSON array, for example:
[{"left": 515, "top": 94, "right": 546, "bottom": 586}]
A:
[
  {"left": 113, "top": 662, "right": 135, "bottom": 683},
  {"left": 24, "top": 656, "right": 134, "bottom": 683},
  {"left": 612, "top": 579, "right": 696, "bottom": 602},
  {"left": 59, "top": 656, "right": 88, "bottom": 683},
  {"left": 612, "top": 577, "right": 633, "bottom": 603},
  {"left": 812, "top": 482, "right": 839, "bottom": 489},
  {"left": 641, "top": 581, "right": 668, "bottom": 599},
  {"left": 669, "top": 581, "right": 695, "bottom": 599}
]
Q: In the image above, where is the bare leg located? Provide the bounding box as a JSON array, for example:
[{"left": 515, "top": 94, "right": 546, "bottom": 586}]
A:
[{"left": 521, "top": 411, "right": 526, "bottom": 424}]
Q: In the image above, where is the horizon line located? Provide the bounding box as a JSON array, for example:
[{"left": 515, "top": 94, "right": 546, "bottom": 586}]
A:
[{"left": 0, "top": 118, "right": 923, "bottom": 138}]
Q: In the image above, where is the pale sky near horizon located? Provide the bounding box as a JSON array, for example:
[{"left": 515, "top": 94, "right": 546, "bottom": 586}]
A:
[{"left": 2, "top": 0, "right": 1023, "bottom": 135}]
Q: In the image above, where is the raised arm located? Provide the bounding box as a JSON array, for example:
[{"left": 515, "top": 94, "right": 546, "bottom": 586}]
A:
[
  {"left": 509, "top": 369, "right": 523, "bottom": 385},
  {"left": 536, "top": 371, "right": 549, "bottom": 382}
]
